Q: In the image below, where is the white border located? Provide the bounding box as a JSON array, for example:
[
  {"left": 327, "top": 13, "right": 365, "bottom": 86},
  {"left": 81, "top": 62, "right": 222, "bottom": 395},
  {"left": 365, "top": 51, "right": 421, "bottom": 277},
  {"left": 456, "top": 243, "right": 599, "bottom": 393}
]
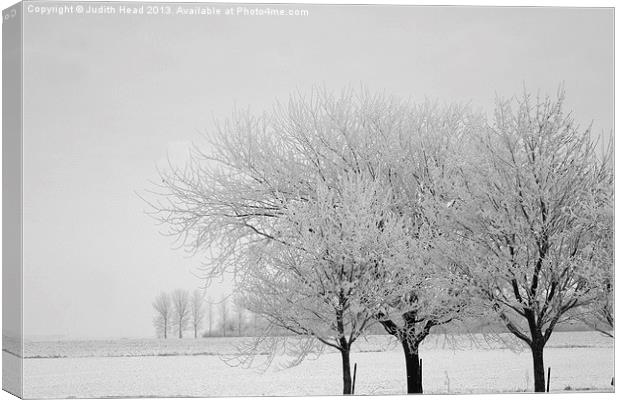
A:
[{"left": 0, "top": 2, "right": 615, "bottom": 400}]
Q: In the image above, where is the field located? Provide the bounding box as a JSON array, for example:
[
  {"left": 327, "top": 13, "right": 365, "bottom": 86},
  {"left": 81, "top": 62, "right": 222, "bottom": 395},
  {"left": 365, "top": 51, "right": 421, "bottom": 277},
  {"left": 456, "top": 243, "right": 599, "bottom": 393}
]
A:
[{"left": 16, "top": 331, "right": 614, "bottom": 398}]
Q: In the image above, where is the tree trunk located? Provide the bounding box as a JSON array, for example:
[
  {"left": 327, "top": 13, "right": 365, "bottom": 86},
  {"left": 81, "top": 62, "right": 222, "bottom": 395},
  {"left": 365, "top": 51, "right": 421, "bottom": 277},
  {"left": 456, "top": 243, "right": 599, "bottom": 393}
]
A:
[
  {"left": 163, "top": 319, "right": 167, "bottom": 339},
  {"left": 335, "top": 290, "right": 352, "bottom": 395},
  {"left": 340, "top": 348, "right": 353, "bottom": 395},
  {"left": 401, "top": 339, "right": 422, "bottom": 394},
  {"left": 194, "top": 325, "right": 198, "bottom": 339},
  {"left": 531, "top": 342, "right": 546, "bottom": 392},
  {"left": 377, "top": 317, "right": 429, "bottom": 394}
]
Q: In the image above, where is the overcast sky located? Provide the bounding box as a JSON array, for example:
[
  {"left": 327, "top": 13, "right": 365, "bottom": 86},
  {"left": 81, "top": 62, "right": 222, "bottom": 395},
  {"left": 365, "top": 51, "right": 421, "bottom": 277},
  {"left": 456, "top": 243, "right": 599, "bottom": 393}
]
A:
[{"left": 21, "top": 4, "right": 613, "bottom": 339}]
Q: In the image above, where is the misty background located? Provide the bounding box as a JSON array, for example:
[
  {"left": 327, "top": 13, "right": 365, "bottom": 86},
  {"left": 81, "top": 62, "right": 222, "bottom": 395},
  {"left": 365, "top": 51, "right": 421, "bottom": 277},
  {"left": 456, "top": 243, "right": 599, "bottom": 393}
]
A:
[{"left": 21, "top": 4, "right": 612, "bottom": 339}]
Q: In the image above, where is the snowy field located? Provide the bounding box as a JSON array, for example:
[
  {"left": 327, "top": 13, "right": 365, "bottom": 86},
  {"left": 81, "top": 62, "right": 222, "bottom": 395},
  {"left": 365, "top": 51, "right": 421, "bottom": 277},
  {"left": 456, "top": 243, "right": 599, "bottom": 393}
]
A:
[{"left": 18, "top": 331, "right": 613, "bottom": 398}]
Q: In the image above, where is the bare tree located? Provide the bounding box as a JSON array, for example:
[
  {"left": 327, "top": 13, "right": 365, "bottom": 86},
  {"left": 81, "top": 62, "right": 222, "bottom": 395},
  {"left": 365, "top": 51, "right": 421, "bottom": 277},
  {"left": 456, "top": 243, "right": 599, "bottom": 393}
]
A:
[
  {"left": 152, "top": 292, "right": 172, "bottom": 339},
  {"left": 171, "top": 289, "right": 191, "bottom": 338},
  {"left": 207, "top": 296, "right": 214, "bottom": 337},
  {"left": 190, "top": 289, "right": 205, "bottom": 339},
  {"left": 251, "top": 312, "right": 258, "bottom": 336},
  {"left": 444, "top": 89, "right": 614, "bottom": 392},
  {"left": 220, "top": 298, "right": 228, "bottom": 337},
  {"left": 236, "top": 304, "right": 244, "bottom": 336}
]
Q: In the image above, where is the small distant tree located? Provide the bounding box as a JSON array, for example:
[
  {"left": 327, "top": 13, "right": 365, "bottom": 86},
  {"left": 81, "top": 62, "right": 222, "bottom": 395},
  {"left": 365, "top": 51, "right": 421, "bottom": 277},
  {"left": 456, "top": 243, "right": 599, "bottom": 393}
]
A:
[
  {"left": 190, "top": 289, "right": 206, "bottom": 339},
  {"left": 445, "top": 90, "right": 614, "bottom": 392},
  {"left": 172, "top": 289, "right": 191, "bottom": 338},
  {"left": 220, "top": 298, "right": 228, "bottom": 337},
  {"left": 152, "top": 292, "right": 172, "bottom": 339},
  {"left": 251, "top": 312, "right": 258, "bottom": 336},
  {"left": 207, "top": 297, "right": 214, "bottom": 337},
  {"left": 236, "top": 305, "right": 245, "bottom": 336}
]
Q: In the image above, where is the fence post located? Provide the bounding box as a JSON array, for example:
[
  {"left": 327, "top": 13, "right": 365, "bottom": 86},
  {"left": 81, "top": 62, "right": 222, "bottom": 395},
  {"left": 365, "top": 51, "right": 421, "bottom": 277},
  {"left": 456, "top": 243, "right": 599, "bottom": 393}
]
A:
[
  {"left": 546, "top": 367, "right": 551, "bottom": 393},
  {"left": 352, "top": 363, "right": 357, "bottom": 395},
  {"left": 419, "top": 358, "right": 423, "bottom": 394}
]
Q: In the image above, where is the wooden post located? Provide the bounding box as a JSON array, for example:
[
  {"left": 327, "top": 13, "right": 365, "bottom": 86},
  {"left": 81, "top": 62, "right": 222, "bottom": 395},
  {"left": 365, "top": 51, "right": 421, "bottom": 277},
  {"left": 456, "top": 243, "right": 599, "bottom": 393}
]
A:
[
  {"left": 352, "top": 363, "right": 357, "bottom": 395},
  {"left": 546, "top": 367, "right": 551, "bottom": 393},
  {"left": 419, "top": 358, "right": 423, "bottom": 393}
]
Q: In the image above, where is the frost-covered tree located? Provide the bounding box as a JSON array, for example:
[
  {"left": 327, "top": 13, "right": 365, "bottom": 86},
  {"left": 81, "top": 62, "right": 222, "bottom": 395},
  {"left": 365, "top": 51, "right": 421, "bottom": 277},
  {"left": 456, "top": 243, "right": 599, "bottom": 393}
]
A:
[
  {"left": 577, "top": 205, "right": 614, "bottom": 338},
  {"left": 366, "top": 103, "right": 476, "bottom": 393},
  {"left": 171, "top": 289, "right": 191, "bottom": 338},
  {"left": 585, "top": 270, "right": 614, "bottom": 338},
  {"left": 152, "top": 291, "right": 172, "bottom": 339},
  {"left": 145, "top": 88, "right": 478, "bottom": 393},
  {"left": 444, "top": 90, "right": 614, "bottom": 392},
  {"left": 236, "top": 173, "right": 416, "bottom": 393}
]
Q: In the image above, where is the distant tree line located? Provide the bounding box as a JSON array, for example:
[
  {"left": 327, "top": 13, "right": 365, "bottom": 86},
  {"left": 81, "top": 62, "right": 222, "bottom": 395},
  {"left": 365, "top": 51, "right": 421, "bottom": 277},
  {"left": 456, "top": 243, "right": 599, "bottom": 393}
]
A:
[
  {"left": 152, "top": 289, "right": 205, "bottom": 339},
  {"left": 153, "top": 290, "right": 277, "bottom": 338}
]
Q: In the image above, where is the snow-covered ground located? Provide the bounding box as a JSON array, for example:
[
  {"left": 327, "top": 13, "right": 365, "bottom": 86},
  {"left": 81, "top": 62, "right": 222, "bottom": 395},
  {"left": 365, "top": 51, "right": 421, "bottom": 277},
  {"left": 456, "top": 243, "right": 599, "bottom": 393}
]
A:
[{"left": 19, "top": 331, "right": 613, "bottom": 398}]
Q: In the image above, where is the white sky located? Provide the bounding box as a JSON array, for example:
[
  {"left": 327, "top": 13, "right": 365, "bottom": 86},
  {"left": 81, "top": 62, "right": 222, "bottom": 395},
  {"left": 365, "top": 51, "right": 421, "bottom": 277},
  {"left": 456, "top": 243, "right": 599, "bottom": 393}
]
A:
[{"left": 21, "top": 4, "right": 613, "bottom": 339}]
